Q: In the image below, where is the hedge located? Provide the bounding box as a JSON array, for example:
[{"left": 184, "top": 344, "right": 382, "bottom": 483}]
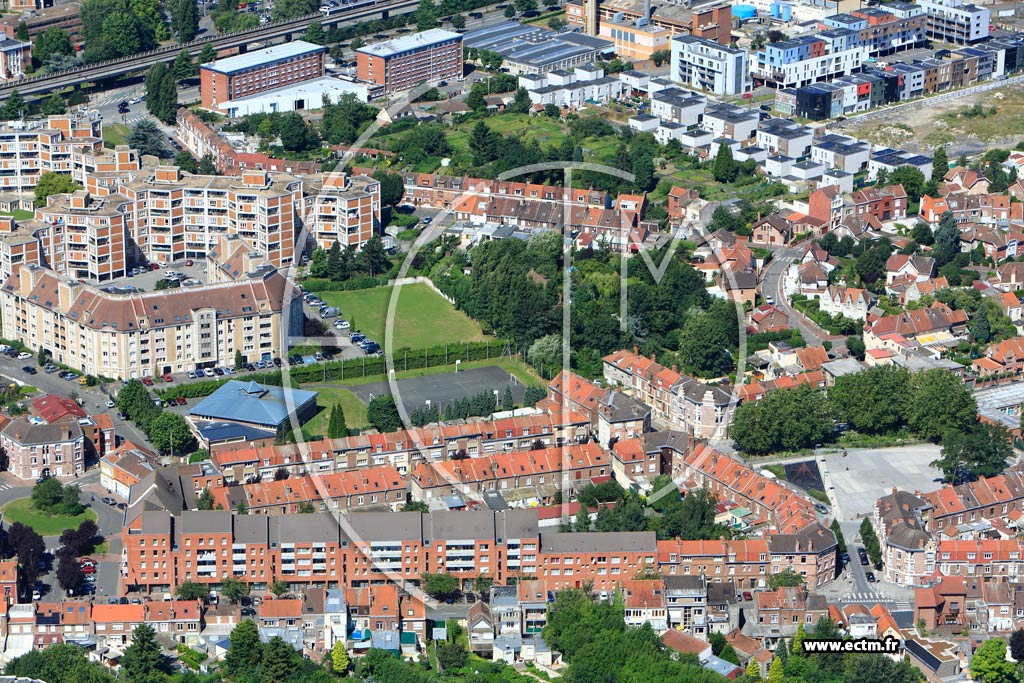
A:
[
  {"left": 157, "top": 340, "right": 520, "bottom": 400},
  {"left": 300, "top": 276, "right": 390, "bottom": 292}
]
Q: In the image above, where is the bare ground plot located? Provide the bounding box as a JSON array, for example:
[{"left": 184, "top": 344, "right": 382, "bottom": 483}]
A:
[{"left": 846, "top": 87, "right": 1024, "bottom": 156}]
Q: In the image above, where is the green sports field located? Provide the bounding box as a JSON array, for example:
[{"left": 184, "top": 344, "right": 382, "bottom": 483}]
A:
[{"left": 317, "top": 282, "right": 490, "bottom": 350}]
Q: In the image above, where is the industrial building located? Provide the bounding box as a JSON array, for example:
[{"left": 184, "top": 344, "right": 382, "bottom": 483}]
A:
[
  {"left": 218, "top": 76, "right": 370, "bottom": 116},
  {"left": 200, "top": 41, "right": 328, "bottom": 112},
  {"left": 356, "top": 28, "right": 463, "bottom": 95},
  {"left": 463, "top": 22, "right": 612, "bottom": 75}
]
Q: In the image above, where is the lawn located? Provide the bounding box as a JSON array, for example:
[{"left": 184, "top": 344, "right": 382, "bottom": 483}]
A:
[
  {"left": 316, "top": 282, "right": 490, "bottom": 350},
  {"left": 0, "top": 210, "right": 34, "bottom": 220},
  {"left": 301, "top": 385, "right": 370, "bottom": 437},
  {"left": 2, "top": 498, "right": 97, "bottom": 536},
  {"left": 102, "top": 123, "right": 131, "bottom": 149}
]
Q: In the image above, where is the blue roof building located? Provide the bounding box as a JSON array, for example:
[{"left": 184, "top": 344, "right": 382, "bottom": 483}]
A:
[{"left": 188, "top": 380, "right": 318, "bottom": 430}]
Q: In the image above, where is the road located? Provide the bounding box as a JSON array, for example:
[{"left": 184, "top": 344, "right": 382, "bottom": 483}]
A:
[
  {"left": 759, "top": 246, "right": 842, "bottom": 346},
  {"left": 0, "top": 0, "right": 421, "bottom": 100}
]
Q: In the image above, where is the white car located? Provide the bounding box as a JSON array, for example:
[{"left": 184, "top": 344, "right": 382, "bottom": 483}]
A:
[
  {"left": 129, "top": 97, "right": 141, "bottom": 105},
  {"left": 336, "top": 320, "right": 351, "bottom": 329},
  {"left": 16, "top": 352, "right": 31, "bottom": 360},
  {"left": 105, "top": 400, "right": 115, "bottom": 408}
]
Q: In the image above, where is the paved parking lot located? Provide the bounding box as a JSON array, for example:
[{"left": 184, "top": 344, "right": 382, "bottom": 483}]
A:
[
  {"left": 821, "top": 444, "right": 944, "bottom": 522},
  {"left": 92, "top": 259, "right": 209, "bottom": 292},
  {"left": 348, "top": 366, "right": 526, "bottom": 415}
]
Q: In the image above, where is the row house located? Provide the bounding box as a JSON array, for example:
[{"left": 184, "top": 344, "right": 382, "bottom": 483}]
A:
[
  {"left": 734, "top": 371, "right": 826, "bottom": 404},
  {"left": 863, "top": 301, "right": 969, "bottom": 347},
  {"left": 845, "top": 184, "right": 908, "bottom": 223},
  {"left": 959, "top": 224, "right": 1024, "bottom": 262},
  {"left": 601, "top": 348, "right": 738, "bottom": 439},
  {"left": 677, "top": 444, "right": 819, "bottom": 533},
  {"left": 621, "top": 579, "right": 668, "bottom": 630},
  {"left": 977, "top": 337, "right": 1024, "bottom": 378},
  {"left": 874, "top": 488, "right": 934, "bottom": 587},
  {"left": 596, "top": 393, "right": 651, "bottom": 448},
  {"left": 211, "top": 409, "right": 590, "bottom": 481},
  {"left": 818, "top": 285, "right": 873, "bottom": 321},
  {"left": 744, "top": 586, "right": 829, "bottom": 648},
  {"left": 535, "top": 531, "right": 658, "bottom": 594},
  {"left": 992, "top": 262, "right": 1024, "bottom": 293},
  {"left": 219, "top": 467, "right": 407, "bottom": 514},
  {"left": 408, "top": 442, "right": 609, "bottom": 504},
  {"left": 936, "top": 538, "right": 1024, "bottom": 579},
  {"left": 920, "top": 468, "right": 1024, "bottom": 533},
  {"left": 885, "top": 253, "right": 935, "bottom": 285}
]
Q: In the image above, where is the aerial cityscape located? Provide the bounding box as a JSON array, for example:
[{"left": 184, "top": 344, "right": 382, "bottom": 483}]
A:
[{"left": 0, "top": 0, "right": 1020, "bottom": 680}]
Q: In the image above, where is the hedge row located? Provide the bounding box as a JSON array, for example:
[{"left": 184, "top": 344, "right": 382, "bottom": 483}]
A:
[
  {"left": 299, "top": 276, "right": 389, "bottom": 292},
  {"left": 157, "top": 340, "right": 519, "bottom": 400}
]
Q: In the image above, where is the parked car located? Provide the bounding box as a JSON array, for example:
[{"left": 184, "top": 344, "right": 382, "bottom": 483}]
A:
[
  {"left": 105, "top": 399, "right": 115, "bottom": 408},
  {"left": 80, "top": 564, "right": 96, "bottom": 575},
  {"left": 142, "top": 377, "right": 154, "bottom": 386},
  {"left": 102, "top": 497, "right": 116, "bottom": 506},
  {"left": 187, "top": 370, "right": 196, "bottom": 379},
  {"left": 22, "top": 366, "right": 36, "bottom": 374},
  {"left": 865, "top": 571, "right": 876, "bottom": 583},
  {"left": 195, "top": 369, "right": 206, "bottom": 378},
  {"left": 742, "top": 591, "right": 753, "bottom": 601},
  {"left": 17, "top": 352, "right": 31, "bottom": 360},
  {"left": 163, "top": 373, "right": 174, "bottom": 382}
]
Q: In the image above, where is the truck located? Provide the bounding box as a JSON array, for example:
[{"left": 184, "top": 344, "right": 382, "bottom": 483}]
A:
[{"left": 320, "top": 306, "right": 340, "bottom": 319}]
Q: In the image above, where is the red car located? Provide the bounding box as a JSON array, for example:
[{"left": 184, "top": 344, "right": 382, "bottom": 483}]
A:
[
  {"left": 80, "top": 557, "right": 96, "bottom": 567},
  {"left": 142, "top": 377, "right": 154, "bottom": 386},
  {"left": 163, "top": 374, "right": 174, "bottom": 382},
  {"left": 176, "top": 397, "right": 187, "bottom": 406},
  {"left": 80, "top": 564, "right": 96, "bottom": 574}
]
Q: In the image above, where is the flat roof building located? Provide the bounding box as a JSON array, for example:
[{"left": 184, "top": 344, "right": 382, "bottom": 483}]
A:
[
  {"left": 463, "top": 22, "right": 612, "bottom": 74},
  {"left": 201, "top": 40, "right": 327, "bottom": 112},
  {"left": 219, "top": 76, "right": 369, "bottom": 117},
  {"left": 357, "top": 28, "right": 463, "bottom": 95}
]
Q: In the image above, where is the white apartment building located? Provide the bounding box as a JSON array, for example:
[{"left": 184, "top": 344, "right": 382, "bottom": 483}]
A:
[
  {"left": 670, "top": 35, "right": 750, "bottom": 96},
  {"left": 521, "top": 64, "right": 625, "bottom": 109},
  {"left": 919, "top": 0, "right": 990, "bottom": 43}
]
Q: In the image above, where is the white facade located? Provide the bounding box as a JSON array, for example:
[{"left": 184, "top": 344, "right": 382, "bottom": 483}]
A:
[
  {"left": 670, "top": 35, "right": 750, "bottom": 96},
  {"left": 219, "top": 77, "right": 370, "bottom": 116},
  {"left": 752, "top": 46, "right": 867, "bottom": 89},
  {"left": 523, "top": 66, "right": 625, "bottom": 109},
  {"left": 650, "top": 87, "right": 706, "bottom": 126},
  {"left": 918, "top": 0, "right": 990, "bottom": 43}
]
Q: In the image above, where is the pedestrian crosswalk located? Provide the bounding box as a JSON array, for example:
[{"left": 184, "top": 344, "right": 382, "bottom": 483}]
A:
[
  {"left": 839, "top": 592, "right": 913, "bottom": 610},
  {"left": 0, "top": 483, "right": 14, "bottom": 492}
]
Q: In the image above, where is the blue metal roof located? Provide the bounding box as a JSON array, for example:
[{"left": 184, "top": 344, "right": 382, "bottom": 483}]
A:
[{"left": 188, "top": 380, "right": 318, "bottom": 428}]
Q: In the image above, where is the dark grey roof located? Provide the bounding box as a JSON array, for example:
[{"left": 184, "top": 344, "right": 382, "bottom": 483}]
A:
[
  {"left": 539, "top": 531, "right": 656, "bottom": 553},
  {"left": 181, "top": 510, "right": 233, "bottom": 534},
  {"left": 270, "top": 514, "right": 342, "bottom": 543},
  {"left": 642, "top": 430, "right": 690, "bottom": 455},
  {"left": 598, "top": 390, "right": 652, "bottom": 423},
  {"left": 2, "top": 418, "right": 83, "bottom": 446},
  {"left": 232, "top": 514, "right": 269, "bottom": 545},
  {"left": 494, "top": 509, "right": 539, "bottom": 541},
  {"left": 343, "top": 512, "right": 422, "bottom": 542},
  {"left": 768, "top": 523, "right": 837, "bottom": 553},
  {"left": 663, "top": 575, "right": 705, "bottom": 593}
]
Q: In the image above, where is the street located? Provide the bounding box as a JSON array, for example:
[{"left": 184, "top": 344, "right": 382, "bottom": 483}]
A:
[{"left": 759, "top": 246, "right": 844, "bottom": 348}]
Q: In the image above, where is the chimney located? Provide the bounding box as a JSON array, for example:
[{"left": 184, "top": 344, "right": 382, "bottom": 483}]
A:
[
  {"left": 633, "top": 344, "right": 639, "bottom": 354},
  {"left": 672, "top": 364, "right": 678, "bottom": 373}
]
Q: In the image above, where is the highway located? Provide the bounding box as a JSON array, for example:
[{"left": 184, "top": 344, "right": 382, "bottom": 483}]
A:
[{"left": 0, "top": 0, "right": 419, "bottom": 100}]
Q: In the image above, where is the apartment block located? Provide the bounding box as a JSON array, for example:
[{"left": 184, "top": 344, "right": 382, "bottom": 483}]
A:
[
  {"left": 120, "top": 166, "right": 302, "bottom": 268},
  {"left": 201, "top": 41, "right": 327, "bottom": 112},
  {"left": 670, "top": 35, "right": 749, "bottom": 96},
  {"left": 0, "top": 115, "right": 102, "bottom": 194},
  {"left": 918, "top": 0, "right": 989, "bottom": 44},
  {"left": 303, "top": 173, "right": 381, "bottom": 251},
  {"left": 356, "top": 29, "right": 463, "bottom": 95},
  {"left": 0, "top": 37, "right": 30, "bottom": 80},
  {"left": 753, "top": 35, "right": 866, "bottom": 89},
  {"left": 33, "top": 190, "right": 130, "bottom": 282},
  {"left": 0, "top": 260, "right": 301, "bottom": 379}
]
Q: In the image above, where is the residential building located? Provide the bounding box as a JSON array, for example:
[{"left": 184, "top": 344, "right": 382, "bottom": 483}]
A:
[
  {"left": 356, "top": 29, "right": 463, "bottom": 95},
  {"left": 520, "top": 65, "right": 625, "bottom": 108},
  {"left": 0, "top": 261, "right": 301, "bottom": 379},
  {"left": 1, "top": 417, "right": 85, "bottom": 480},
  {"left": 670, "top": 35, "right": 749, "bottom": 96},
  {"left": 918, "top": 0, "right": 989, "bottom": 44},
  {"left": 753, "top": 35, "right": 866, "bottom": 89},
  {"left": 201, "top": 41, "right": 327, "bottom": 112},
  {"left": 819, "top": 285, "right": 873, "bottom": 320},
  {"left": 0, "top": 37, "right": 30, "bottom": 80},
  {"left": 303, "top": 173, "right": 381, "bottom": 251}
]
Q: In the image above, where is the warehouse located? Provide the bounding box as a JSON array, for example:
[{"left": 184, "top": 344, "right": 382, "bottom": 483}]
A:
[
  {"left": 219, "top": 76, "right": 371, "bottom": 116},
  {"left": 464, "top": 21, "right": 613, "bottom": 74}
]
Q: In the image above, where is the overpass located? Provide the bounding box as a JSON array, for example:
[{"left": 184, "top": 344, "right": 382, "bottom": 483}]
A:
[{"left": 0, "top": 0, "right": 419, "bottom": 100}]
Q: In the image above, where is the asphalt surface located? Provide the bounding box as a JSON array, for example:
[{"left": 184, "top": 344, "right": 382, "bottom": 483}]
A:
[
  {"left": 347, "top": 365, "right": 526, "bottom": 414},
  {"left": 760, "top": 246, "right": 843, "bottom": 346}
]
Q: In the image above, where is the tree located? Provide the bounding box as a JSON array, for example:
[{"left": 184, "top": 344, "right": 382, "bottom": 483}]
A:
[
  {"left": 8, "top": 522, "right": 44, "bottom": 588},
  {"left": 260, "top": 636, "right": 297, "bottom": 683},
  {"left": 972, "top": 303, "right": 991, "bottom": 344},
  {"left": 767, "top": 657, "right": 784, "bottom": 683},
  {"left": 272, "top": 0, "right": 318, "bottom": 19},
  {"left": 147, "top": 412, "right": 196, "bottom": 455},
  {"left": 14, "top": 21, "right": 28, "bottom": 41},
  {"left": 220, "top": 575, "right": 250, "bottom": 604},
  {"left": 932, "top": 146, "right": 949, "bottom": 184},
  {"left": 32, "top": 477, "right": 64, "bottom": 512},
  {"left": 173, "top": 49, "right": 195, "bottom": 80},
  {"left": 56, "top": 549, "right": 85, "bottom": 593},
  {"left": 39, "top": 92, "right": 66, "bottom": 116},
  {"left": 632, "top": 152, "right": 655, "bottom": 192},
  {"left": 198, "top": 42, "right": 217, "bottom": 65},
  {"left": 436, "top": 640, "right": 468, "bottom": 670},
  {"left": 829, "top": 365, "right": 911, "bottom": 436},
  {"left": 933, "top": 422, "right": 1012, "bottom": 483},
  {"left": 971, "top": 638, "right": 1016, "bottom": 683},
  {"left": 198, "top": 155, "right": 218, "bottom": 175},
  {"left": 544, "top": 102, "right": 560, "bottom": 118},
  {"left": 128, "top": 120, "right": 169, "bottom": 158},
  {"left": 830, "top": 519, "right": 846, "bottom": 551},
  {"left": 768, "top": 568, "right": 805, "bottom": 589},
  {"left": 504, "top": 3, "right": 516, "bottom": 17},
  {"left": 33, "top": 171, "right": 81, "bottom": 208},
  {"left": 174, "top": 150, "right": 197, "bottom": 173},
  {"left": 712, "top": 142, "right": 737, "bottom": 183},
  {"left": 908, "top": 369, "right": 977, "bottom": 442},
  {"left": 415, "top": 0, "right": 437, "bottom": 30},
  {"left": 372, "top": 170, "right": 404, "bottom": 207},
  {"left": 196, "top": 487, "right": 214, "bottom": 510},
  {"left": 746, "top": 659, "right": 761, "bottom": 681},
  {"left": 1, "top": 89, "right": 25, "bottom": 120},
  {"left": 515, "top": 0, "right": 537, "bottom": 12},
  {"left": 225, "top": 619, "right": 262, "bottom": 676},
  {"left": 860, "top": 518, "right": 882, "bottom": 567},
  {"left": 173, "top": 0, "right": 199, "bottom": 42},
  {"left": 330, "top": 640, "right": 349, "bottom": 674},
  {"left": 270, "top": 578, "right": 288, "bottom": 596},
  {"left": 791, "top": 623, "right": 807, "bottom": 657},
  {"left": 304, "top": 20, "right": 326, "bottom": 44},
  {"left": 889, "top": 166, "right": 926, "bottom": 202},
  {"left": 33, "top": 27, "right": 74, "bottom": 65},
  {"left": 774, "top": 638, "right": 788, "bottom": 665},
  {"left": 144, "top": 62, "right": 178, "bottom": 123},
  {"left": 121, "top": 623, "right": 168, "bottom": 683},
  {"left": 327, "top": 403, "right": 348, "bottom": 439},
  {"left": 729, "top": 385, "right": 833, "bottom": 455},
  {"left": 450, "top": 13, "right": 466, "bottom": 29},
  {"left": 175, "top": 580, "right": 210, "bottom": 600},
  {"left": 421, "top": 572, "right": 459, "bottom": 600},
  {"left": 933, "top": 210, "right": 960, "bottom": 267},
  {"left": 527, "top": 333, "right": 561, "bottom": 377},
  {"left": 523, "top": 385, "right": 546, "bottom": 405},
  {"left": 845, "top": 335, "right": 865, "bottom": 361},
  {"left": 651, "top": 49, "right": 671, "bottom": 66},
  {"left": 358, "top": 236, "right": 390, "bottom": 277},
  {"left": 469, "top": 120, "right": 497, "bottom": 166},
  {"left": 502, "top": 385, "right": 514, "bottom": 411},
  {"left": 1010, "top": 628, "right": 1024, "bottom": 662}
]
